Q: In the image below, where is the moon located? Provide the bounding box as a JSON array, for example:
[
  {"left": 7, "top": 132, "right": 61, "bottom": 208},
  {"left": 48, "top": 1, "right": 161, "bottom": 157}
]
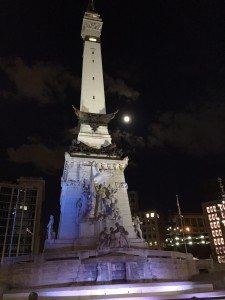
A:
[{"left": 123, "top": 115, "right": 131, "bottom": 123}]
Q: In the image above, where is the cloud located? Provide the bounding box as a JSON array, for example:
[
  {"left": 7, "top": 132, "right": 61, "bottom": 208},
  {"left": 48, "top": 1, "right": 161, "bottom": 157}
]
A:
[
  {"left": 112, "top": 129, "right": 145, "bottom": 150},
  {"left": 0, "top": 57, "right": 80, "bottom": 104},
  {"left": 7, "top": 143, "right": 64, "bottom": 172},
  {"left": 148, "top": 101, "right": 225, "bottom": 155},
  {"left": 105, "top": 75, "right": 140, "bottom": 102}
]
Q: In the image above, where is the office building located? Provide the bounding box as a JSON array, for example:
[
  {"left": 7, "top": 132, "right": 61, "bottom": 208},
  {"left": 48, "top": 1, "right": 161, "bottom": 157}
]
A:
[{"left": 0, "top": 177, "right": 45, "bottom": 259}]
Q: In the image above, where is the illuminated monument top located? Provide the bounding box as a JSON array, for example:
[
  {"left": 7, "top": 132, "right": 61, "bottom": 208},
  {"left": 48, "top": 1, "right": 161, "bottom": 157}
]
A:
[{"left": 45, "top": 0, "right": 146, "bottom": 250}]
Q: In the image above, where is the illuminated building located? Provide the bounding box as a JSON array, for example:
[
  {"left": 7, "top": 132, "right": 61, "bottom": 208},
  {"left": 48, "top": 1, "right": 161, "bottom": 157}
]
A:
[
  {"left": 0, "top": 177, "right": 45, "bottom": 260},
  {"left": 137, "top": 210, "right": 165, "bottom": 249},
  {"left": 202, "top": 201, "right": 225, "bottom": 264},
  {"left": 165, "top": 212, "right": 211, "bottom": 258},
  {"left": 202, "top": 178, "right": 225, "bottom": 264}
]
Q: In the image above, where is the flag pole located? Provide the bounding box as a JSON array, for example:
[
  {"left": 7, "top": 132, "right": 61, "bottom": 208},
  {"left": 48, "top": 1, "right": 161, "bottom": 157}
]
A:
[{"left": 176, "top": 195, "right": 187, "bottom": 254}]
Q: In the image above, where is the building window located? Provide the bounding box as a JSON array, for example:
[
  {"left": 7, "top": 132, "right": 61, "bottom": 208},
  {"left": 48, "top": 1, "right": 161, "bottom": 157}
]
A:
[{"left": 93, "top": 96, "right": 95, "bottom": 99}]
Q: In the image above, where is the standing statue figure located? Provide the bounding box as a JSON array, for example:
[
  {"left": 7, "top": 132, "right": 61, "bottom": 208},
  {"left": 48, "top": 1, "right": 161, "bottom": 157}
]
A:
[
  {"left": 47, "top": 215, "right": 54, "bottom": 240},
  {"left": 94, "top": 183, "right": 107, "bottom": 219},
  {"left": 132, "top": 216, "right": 143, "bottom": 239}
]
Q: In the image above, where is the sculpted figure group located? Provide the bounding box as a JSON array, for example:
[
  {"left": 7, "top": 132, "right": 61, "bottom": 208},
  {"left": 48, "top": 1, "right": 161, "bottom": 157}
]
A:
[
  {"left": 76, "top": 179, "right": 121, "bottom": 222},
  {"left": 98, "top": 223, "right": 129, "bottom": 250},
  {"left": 94, "top": 183, "right": 120, "bottom": 221}
]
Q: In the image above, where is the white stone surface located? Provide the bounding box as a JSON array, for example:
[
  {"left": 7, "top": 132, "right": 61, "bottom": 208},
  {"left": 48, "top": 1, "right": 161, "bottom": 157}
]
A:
[
  {"left": 80, "top": 40, "right": 106, "bottom": 114},
  {"left": 78, "top": 124, "right": 112, "bottom": 149},
  {"left": 56, "top": 153, "right": 143, "bottom": 249},
  {"left": 2, "top": 281, "right": 214, "bottom": 299},
  {"left": 0, "top": 249, "right": 199, "bottom": 295}
]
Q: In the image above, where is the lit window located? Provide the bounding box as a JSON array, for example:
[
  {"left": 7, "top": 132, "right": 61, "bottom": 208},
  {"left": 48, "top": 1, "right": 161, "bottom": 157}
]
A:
[
  {"left": 146, "top": 213, "right": 150, "bottom": 218},
  {"left": 187, "top": 236, "right": 192, "bottom": 240},
  {"left": 176, "top": 242, "right": 179, "bottom": 246},
  {"left": 175, "top": 237, "right": 179, "bottom": 240},
  {"left": 188, "top": 241, "right": 193, "bottom": 245},
  {"left": 19, "top": 205, "right": 28, "bottom": 211},
  {"left": 150, "top": 212, "right": 155, "bottom": 218},
  {"left": 201, "top": 241, "right": 205, "bottom": 244},
  {"left": 185, "top": 227, "right": 190, "bottom": 232},
  {"left": 200, "top": 235, "right": 204, "bottom": 239}
]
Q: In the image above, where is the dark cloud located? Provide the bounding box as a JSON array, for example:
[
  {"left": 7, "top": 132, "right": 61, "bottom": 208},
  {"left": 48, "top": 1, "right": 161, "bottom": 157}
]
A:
[
  {"left": 7, "top": 143, "right": 64, "bottom": 172},
  {"left": 112, "top": 129, "right": 145, "bottom": 150},
  {"left": 105, "top": 74, "right": 140, "bottom": 102},
  {"left": 148, "top": 101, "right": 225, "bottom": 156},
  {"left": 0, "top": 57, "right": 80, "bottom": 105}
]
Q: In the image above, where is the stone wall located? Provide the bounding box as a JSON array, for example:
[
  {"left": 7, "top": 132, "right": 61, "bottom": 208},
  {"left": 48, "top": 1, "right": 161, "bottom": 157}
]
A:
[{"left": 0, "top": 249, "right": 198, "bottom": 291}]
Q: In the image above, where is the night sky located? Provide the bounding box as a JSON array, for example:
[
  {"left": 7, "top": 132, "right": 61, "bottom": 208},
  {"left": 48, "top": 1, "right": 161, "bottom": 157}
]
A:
[{"left": 1, "top": 0, "right": 225, "bottom": 224}]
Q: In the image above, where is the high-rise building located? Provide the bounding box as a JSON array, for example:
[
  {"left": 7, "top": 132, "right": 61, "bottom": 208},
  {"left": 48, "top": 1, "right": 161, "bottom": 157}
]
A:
[
  {"left": 202, "top": 201, "right": 225, "bottom": 264},
  {"left": 165, "top": 212, "right": 211, "bottom": 258},
  {"left": 137, "top": 210, "right": 165, "bottom": 249},
  {"left": 0, "top": 177, "right": 45, "bottom": 260},
  {"left": 202, "top": 178, "right": 225, "bottom": 264},
  {"left": 128, "top": 191, "right": 139, "bottom": 215}
]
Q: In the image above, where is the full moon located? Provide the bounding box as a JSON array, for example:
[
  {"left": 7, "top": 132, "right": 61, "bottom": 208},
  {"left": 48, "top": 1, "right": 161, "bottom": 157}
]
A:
[{"left": 123, "top": 115, "right": 131, "bottom": 123}]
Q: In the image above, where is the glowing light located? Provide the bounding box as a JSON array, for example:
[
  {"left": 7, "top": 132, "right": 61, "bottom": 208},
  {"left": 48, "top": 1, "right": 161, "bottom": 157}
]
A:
[
  {"left": 123, "top": 115, "right": 131, "bottom": 123},
  {"left": 185, "top": 227, "right": 190, "bottom": 232},
  {"left": 150, "top": 212, "right": 155, "bottom": 218},
  {"left": 146, "top": 213, "right": 150, "bottom": 218},
  {"left": 19, "top": 205, "right": 27, "bottom": 210},
  {"left": 189, "top": 241, "right": 193, "bottom": 245},
  {"left": 89, "top": 37, "right": 97, "bottom": 42}
]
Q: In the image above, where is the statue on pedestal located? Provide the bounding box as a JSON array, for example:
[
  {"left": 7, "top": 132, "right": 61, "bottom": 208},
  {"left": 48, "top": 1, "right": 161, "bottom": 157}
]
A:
[{"left": 132, "top": 216, "right": 143, "bottom": 239}]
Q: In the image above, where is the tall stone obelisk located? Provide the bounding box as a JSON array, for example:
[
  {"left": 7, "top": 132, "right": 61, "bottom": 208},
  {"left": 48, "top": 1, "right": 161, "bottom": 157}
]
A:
[{"left": 55, "top": 1, "right": 146, "bottom": 250}]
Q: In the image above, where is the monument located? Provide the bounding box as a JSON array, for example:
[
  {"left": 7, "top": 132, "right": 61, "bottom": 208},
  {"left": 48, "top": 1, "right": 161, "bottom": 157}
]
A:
[
  {"left": 44, "top": 0, "right": 145, "bottom": 250},
  {"left": 0, "top": 2, "right": 213, "bottom": 299}
]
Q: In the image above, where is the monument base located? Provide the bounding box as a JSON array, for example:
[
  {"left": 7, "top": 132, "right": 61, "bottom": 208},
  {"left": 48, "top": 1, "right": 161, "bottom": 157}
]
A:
[
  {"left": 0, "top": 248, "right": 198, "bottom": 291},
  {"left": 2, "top": 281, "right": 214, "bottom": 299}
]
